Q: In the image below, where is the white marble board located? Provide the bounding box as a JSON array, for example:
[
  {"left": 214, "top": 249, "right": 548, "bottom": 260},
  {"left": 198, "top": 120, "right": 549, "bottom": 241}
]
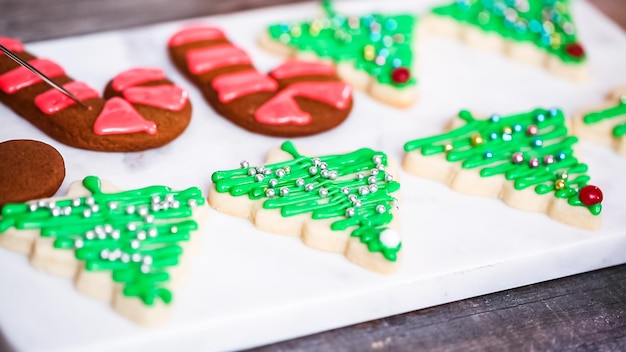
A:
[{"left": 1, "top": 0, "right": 626, "bottom": 351}]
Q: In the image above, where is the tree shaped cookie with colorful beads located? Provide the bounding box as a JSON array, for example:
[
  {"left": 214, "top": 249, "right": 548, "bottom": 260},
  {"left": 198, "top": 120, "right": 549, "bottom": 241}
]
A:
[
  {"left": 209, "top": 141, "right": 402, "bottom": 274},
  {"left": 425, "top": 0, "right": 587, "bottom": 81},
  {"left": 260, "top": 0, "right": 419, "bottom": 108},
  {"left": 0, "top": 176, "right": 208, "bottom": 326},
  {"left": 573, "top": 86, "right": 626, "bottom": 156},
  {"left": 403, "top": 108, "right": 603, "bottom": 230}
]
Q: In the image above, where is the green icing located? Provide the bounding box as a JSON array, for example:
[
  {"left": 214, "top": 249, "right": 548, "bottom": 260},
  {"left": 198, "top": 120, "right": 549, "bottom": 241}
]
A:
[
  {"left": 266, "top": 0, "right": 418, "bottom": 88},
  {"left": 404, "top": 108, "right": 602, "bottom": 215},
  {"left": 0, "top": 176, "right": 206, "bottom": 306},
  {"left": 431, "top": 0, "right": 586, "bottom": 64},
  {"left": 212, "top": 141, "right": 402, "bottom": 261},
  {"left": 583, "top": 97, "right": 626, "bottom": 137}
]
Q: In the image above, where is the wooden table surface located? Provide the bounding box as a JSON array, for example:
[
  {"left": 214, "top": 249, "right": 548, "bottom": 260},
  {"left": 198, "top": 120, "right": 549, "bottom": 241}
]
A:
[{"left": 1, "top": 0, "right": 625, "bottom": 351}]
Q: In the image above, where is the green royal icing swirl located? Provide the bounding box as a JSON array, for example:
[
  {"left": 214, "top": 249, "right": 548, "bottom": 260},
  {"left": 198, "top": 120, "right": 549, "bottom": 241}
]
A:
[
  {"left": 266, "top": 0, "right": 418, "bottom": 88},
  {"left": 0, "top": 176, "right": 206, "bottom": 306},
  {"left": 431, "top": 0, "right": 585, "bottom": 64},
  {"left": 404, "top": 108, "right": 601, "bottom": 215},
  {"left": 583, "top": 97, "right": 626, "bottom": 137},
  {"left": 212, "top": 141, "right": 402, "bottom": 261}
]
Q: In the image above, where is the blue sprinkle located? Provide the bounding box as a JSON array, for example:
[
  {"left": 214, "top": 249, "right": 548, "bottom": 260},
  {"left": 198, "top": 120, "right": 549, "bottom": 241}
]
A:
[
  {"left": 490, "top": 114, "right": 500, "bottom": 123},
  {"left": 379, "top": 48, "right": 390, "bottom": 57},
  {"left": 535, "top": 113, "right": 546, "bottom": 123},
  {"left": 484, "top": 151, "right": 494, "bottom": 159},
  {"left": 532, "top": 139, "right": 543, "bottom": 148},
  {"left": 529, "top": 20, "right": 542, "bottom": 33},
  {"left": 392, "top": 58, "right": 402, "bottom": 68},
  {"left": 557, "top": 151, "right": 567, "bottom": 160},
  {"left": 502, "top": 134, "right": 513, "bottom": 142},
  {"left": 489, "top": 132, "right": 499, "bottom": 140},
  {"left": 548, "top": 108, "right": 559, "bottom": 117},
  {"left": 541, "top": 34, "right": 552, "bottom": 46},
  {"left": 513, "top": 124, "right": 523, "bottom": 132},
  {"left": 280, "top": 24, "right": 290, "bottom": 31},
  {"left": 385, "top": 19, "right": 398, "bottom": 31},
  {"left": 370, "top": 32, "right": 382, "bottom": 42}
]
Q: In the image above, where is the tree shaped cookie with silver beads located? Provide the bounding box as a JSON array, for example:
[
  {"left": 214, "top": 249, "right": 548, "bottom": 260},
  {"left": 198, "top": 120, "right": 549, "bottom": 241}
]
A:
[
  {"left": 209, "top": 141, "right": 402, "bottom": 274},
  {"left": 573, "top": 86, "right": 626, "bottom": 156},
  {"left": 0, "top": 176, "right": 208, "bottom": 326},
  {"left": 403, "top": 108, "right": 603, "bottom": 230}
]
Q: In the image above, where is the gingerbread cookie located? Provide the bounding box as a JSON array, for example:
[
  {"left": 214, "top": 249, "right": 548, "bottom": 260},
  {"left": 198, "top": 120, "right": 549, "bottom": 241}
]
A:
[
  {"left": 572, "top": 86, "right": 626, "bottom": 156},
  {"left": 168, "top": 26, "right": 353, "bottom": 137},
  {"left": 424, "top": 0, "right": 587, "bottom": 81},
  {"left": 0, "top": 176, "right": 208, "bottom": 326},
  {"left": 0, "top": 139, "right": 65, "bottom": 209},
  {"left": 0, "top": 37, "right": 192, "bottom": 152},
  {"left": 209, "top": 141, "right": 401, "bottom": 274},
  {"left": 259, "top": 0, "right": 419, "bottom": 108},
  {"left": 403, "top": 108, "right": 603, "bottom": 230}
]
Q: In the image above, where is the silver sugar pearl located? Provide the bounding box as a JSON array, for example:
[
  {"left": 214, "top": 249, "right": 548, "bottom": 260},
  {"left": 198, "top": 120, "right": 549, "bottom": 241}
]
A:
[
  {"left": 137, "top": 231, "right": 147, "bottom": 240},
  {"left": 353, "top": 200, "right": 362, "bottom": 208},
  {"left": 127, "top": 223, "right": 137, "bottom": 231},
  {"left": 369, "top": 184, "right": 379, "bottom": 193},
  {"left": 359, "top": 186, "right": 370, "bottom": 195},
  {"left": 143, "top": 256, "right": 153, "bottom": 265},
  {"left": 172, "top": 200, "right": 181, "bottom": 209},
  {"left": 108, "top": 202, "right": 118, "bottom": 210},
  {"left": 72, "top": 198, "right": 81, "bottom": 207},
  {"left": 283, "top": 166, "right": 291, "bottom": 174},
  {"left": 345, "top": 208, "right": 356, "bottom": 217},
  {"left": 309, "top": 166, "right": 318, "bottom": 175},
  {"left": 319, "top": 162, "right": 328, "bottom": 170},
  {"left": 385, "top": 174, "right": 394, "bottom": 182},
  {"left": 348, "top": 194, "right": 357, "bottom": 202},
  {"left": 100, "top": 249, "right": 110, "bottom": 259},
  {"left": 121, "top": 254, "right": 130, "bottom": 263},
  {"left": 86, "top": 231, "right": 95, "bottom": 240},
  {"left": 145, "top": 215, "right": 155, "bottom": 223},
  {"left": 83, "top": 209, "right": 92, "bottom": 218},
  {"left": 321, "top": 170, "right": 330, "bottom": 178},
  {"left": 138, "top": 207, "right": 149, "bottom": 216},
  {"left": 255, "top": 174, "right": 265, "bottom": 182},
  {"left": 376, "top": 204, "right": 386, "bottom": 213},
  {"left": 240, "top": 160, "right": 250, "bottom": 168},
  {"left": 111, "top": 230, "right": 121, "bottom": 239},
  {"left": 296, "top": 178, "right": 305, "bottom": 187},
  {"left": 248, "top": 168, "right": 257, "bottom": 176},
  {"left": 312, "top": 157, "right": 321, "bottom": 166},
  {"left": 319, "top": 188, "right": 329, "bottom": 197},
  {"left": 165, "top": 194, "right": 175, "bottom": 203},
  {"left": 341, "top": 187, "right": 350, "bottom": 194},
  {"left": 152, "top": 204, "right": 161, "bottom": 212},
  {"left": 47, "top": 201, "right": 56, "bottom": 209},
  {"left": 266, "top": 189, "right": 276, "bottom": 198},
  {"left": 368, "top": 176, "right": 377, "bottom": 184},
  {"left": 148, "top": 228, "right": 158, "bottom": 237},
  {"left": 104, "top": 224, "right": 113, "bottom": 233},
  {"left": 126, "top": 205, "right": 136, "bottom": 214},
  {"left": 171, "top": 226, "right": 178, "bottom": 234},
  {"left": 132, "top": 253, "right": 142, "bottom": 262},
  {"left": 91, "top": 205, "right": 100, "bottom": 213},
  {"left": 51, "top": 208, "right": 61, "bottom": 217},
  {"left": 373, "top": 155, "right": 383, "bottom": 165},
  {"left": 263, "top": 168, "right": 272, "bottom": 176},
  {"left": 275, "top": 169, "right": 286, "bottom": 178},
  {"left": 151, "top": 195, "right": 160, "bottom": 204},
  {"left": 28, "top": 203, "right": 38, "bottom": 212},
  {"left": 305, "top": 184, "right": 315, "bottom": 192},
  {"left": 356, "top": 173, "right": 365, "bottom": 180},
  {"left": 370, "top": 169, "right": 379, "bottom": 176},
  {"left": 329, "top": 171, "right": 338, "bottom": 180},
  {"left": 74, "top": 239, "right": 84, "bottom": 249},
  {"left": 37, "top": 200, "right": 47, "bottom": 207},
  {"left": 141, "top": 265, "right": 150, "bottom": 273},
  {"left": 377, "top": 164, "right": 385, "bottom": 171},
  {"left": 131, "top": 240, "right": 140, "bottom": 249},
  {"left": 85, "top": 197, "right": 95, "bottom": 206},
  {"left": 269, "top": 179, "right": 279, "bottom": 188},
  {"left": 187, "top": 199, "right": 197, "bottom": 207},
  {"left": 280, "top": 187, "right": 289, "bottom": 197}
]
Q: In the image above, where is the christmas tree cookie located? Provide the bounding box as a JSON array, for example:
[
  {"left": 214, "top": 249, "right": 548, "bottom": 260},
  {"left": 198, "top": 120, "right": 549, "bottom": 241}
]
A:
[
  {"left": 424, "top": 0, "right": 587, "bottom": 81},
  {"left": 209, "top": 141, "right": 402, "bottom": 274},
  {"left": 573, "top": 86, "right": 626, "bottom": 156},
  {"left": 0, "top": 176, "right": 208, "bottom": 326},
  {"left": 259, "top": 0, "right": 420, "bottom": 108},
  {"left": 403, "top": 108, "right": 603, "bottom": 230}
]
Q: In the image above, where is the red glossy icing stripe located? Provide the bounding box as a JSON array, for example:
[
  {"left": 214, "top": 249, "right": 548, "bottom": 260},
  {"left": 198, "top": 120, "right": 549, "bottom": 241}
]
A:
[
  {"left": 186, "top": 44, "right": 252, "bottom": 75},
  {"left": 0, "top": 59, "right": 65, "bottom": 94},
  {"left": 254, "top": 81, "right": 352, "bottom": 126},
  {"left": 270, "top": 61, "right": 336, "bottom": 79},
  {"left": 112, "top": 68, "right": 166, "bottom": 92},
  {"left": 168, "top": 26, "right": 226, "bottom": 47},
  {"left": 0, "top": 37, "right": 24, "bottom": 54},
  {"left": 34, "top": 81, "right": 99, "bottom": 115},
  {"left": 123, "top": 84, "right": 189, "bottom": 111},
  {"left": 212, "top": 70, "right": 278, "bottom": 103},
  {"left": 93, "top": 97, "right": 157, "bottom": 135}
]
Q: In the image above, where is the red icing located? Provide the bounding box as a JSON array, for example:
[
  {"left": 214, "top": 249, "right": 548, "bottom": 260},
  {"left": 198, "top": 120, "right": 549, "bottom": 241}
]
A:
[
  {"left": 0, "top": 59, "right": 65, "bottom": 94},
  {"left": 168, "top": 26, "right": 226, "bottom": 47},
  {"left": 269, "top": 61, "right": 335, "bottom": 79},
  {"left": 112, "top": 68, "right": 166, "bottom": 92},
  {"left": 565, "top": 43, "right": 585, "bottom": 58},
  {"left": 123, "top": 84, "right": 189, "bottom": 111},
  {"left": 254, "top": 81, "right": 352, "bottom": 125},
  {"left": 212, "top": 70, "right": 278, "bottom": 103},
  {"left": 0, "top": 37, "right": 24, "bottom": 54},
  {"left": 93, "top": 97, "right": 157, "bottom": 135},
  {"left": 34, "top": 81, "right": 99, "bottom": 114},
  {"left": 391, "top": 67, "right": 411, "bottom": 84},
  {"left": 186, "top": 44, "right": 251, "bottom": 75},
  {"left": 579, "top": 185, "right": 603, "bottom": 206}
]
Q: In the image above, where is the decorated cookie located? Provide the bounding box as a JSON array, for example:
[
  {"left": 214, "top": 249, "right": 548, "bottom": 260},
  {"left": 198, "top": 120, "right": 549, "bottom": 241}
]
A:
[
  {"left": 0, "top": 139, "right": 65, "bottom": 209},
  {"left": 403, "top": 108, "right": 602, "bottom": 230},
  {"left": 0, "top": 176, "right": 208, "bottom": 326},
  {"left": 0, "top": 37, "right": 192, "bottom": 152},
  {"left": 424, "top": 0, "right": 587, "bottom": 81},
  {"left": 572, "top": 86, "right": 626, "bottom": 156},
  {"left": 209, "top": 141, "right": 401, "bottom": 274},
  {"left": 168, "top": 26, "right": 353, "bottom": 137},
  {"left": 260, "top": 0, "right": 419, "bottom": 108}
]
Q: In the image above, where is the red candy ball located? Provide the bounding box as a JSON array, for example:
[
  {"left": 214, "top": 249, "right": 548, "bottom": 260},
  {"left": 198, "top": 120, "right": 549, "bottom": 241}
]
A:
[
  {"left": 565, "top": 43, "right": 585, "bottom": 58},
  {"left": 391, "top": 67, "right": 410, "bottom": 84},
  {"left": 579, "top": 185, "right": 603, "bottom": 206}
]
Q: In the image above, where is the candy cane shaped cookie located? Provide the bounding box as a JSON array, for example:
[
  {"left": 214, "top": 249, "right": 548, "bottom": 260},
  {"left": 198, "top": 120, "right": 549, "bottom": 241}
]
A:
[
  {"left": 0, "top": 37, "right": 191, "bottom": 152},
  {"left": 168, "top": 26, "right": 353, "bottom": 137}
]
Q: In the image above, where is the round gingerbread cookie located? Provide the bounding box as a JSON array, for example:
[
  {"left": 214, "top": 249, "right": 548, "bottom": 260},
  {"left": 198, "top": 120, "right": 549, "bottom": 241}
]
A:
[
  {"left": 168, "top": 26, "right": 353, "bottom": 137},
  {"left": 0, "top": 139, "right": 65, "bottom": 208}
]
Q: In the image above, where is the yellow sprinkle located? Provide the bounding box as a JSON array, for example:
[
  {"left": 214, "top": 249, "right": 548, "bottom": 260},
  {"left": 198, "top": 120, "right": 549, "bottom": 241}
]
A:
[
  {"left": 290, "top": 27, "right": 302, "bottom": 38},
  {"left": 554, "top": 179, "right": 566, "bottom": 190},
  {"left": 364, "top": 45, "right": 376, "bottom": 61},
  {"left": 444, "top": 144, "right": 454, "bottom": 152},
  {"left": 551, "top": 34, "right": 561, "bottom": 49},
  {"left": 471, "top": 134, "right": 484, "bottom": 146},
  {"left": 502, "top": 126, "right": 512, "bottom": 135},
  {"left": 279, "top": 33, "right": 291, "bottom": 43}
]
